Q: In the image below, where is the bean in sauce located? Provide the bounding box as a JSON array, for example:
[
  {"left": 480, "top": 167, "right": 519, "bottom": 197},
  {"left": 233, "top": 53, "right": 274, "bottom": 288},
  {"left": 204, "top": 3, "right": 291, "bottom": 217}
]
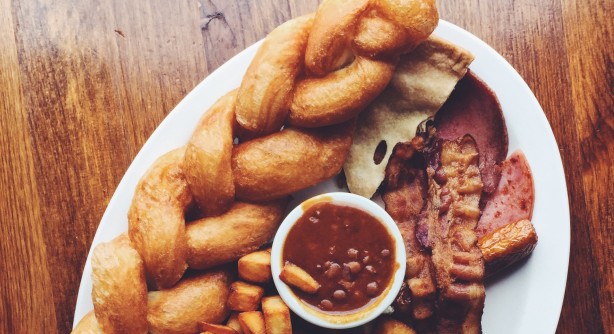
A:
[{"left": 283, "top": 202, "right": 396, "bottom": 313}]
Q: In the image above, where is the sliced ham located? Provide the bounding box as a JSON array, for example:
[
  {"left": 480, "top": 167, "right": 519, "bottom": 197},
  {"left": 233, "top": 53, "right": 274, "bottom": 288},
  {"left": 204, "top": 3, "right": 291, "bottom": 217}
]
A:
[
  {"left": 476, "top": 150, "right": 534, "bottom": 238},
  {"left": 435, "top": 71, "right": 508, "bottom": 195}
]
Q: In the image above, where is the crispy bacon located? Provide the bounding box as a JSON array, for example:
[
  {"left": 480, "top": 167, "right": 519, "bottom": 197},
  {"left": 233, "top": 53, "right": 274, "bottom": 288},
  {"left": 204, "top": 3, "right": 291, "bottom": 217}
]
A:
[
  {"left": 425, "top": 135, "right": 485, "bottom": 334},
  {"left": 383, "top": 136, "right": 438, "bottom": 330}
]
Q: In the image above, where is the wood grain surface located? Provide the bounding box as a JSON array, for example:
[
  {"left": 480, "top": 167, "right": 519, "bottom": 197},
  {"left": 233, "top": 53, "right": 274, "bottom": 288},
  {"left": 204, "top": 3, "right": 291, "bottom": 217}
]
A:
[{"left": 0, "top": 0, "right": 611, "bottom": 333}]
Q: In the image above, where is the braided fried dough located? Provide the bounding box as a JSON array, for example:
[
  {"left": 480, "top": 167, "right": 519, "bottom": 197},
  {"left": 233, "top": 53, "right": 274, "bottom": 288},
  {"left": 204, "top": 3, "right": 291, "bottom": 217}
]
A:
[
  {"left": 288, "top": 57, "right": 395, "bottom": 127},
  {"left": 147, "top": 269, "right": 232, "bottom": 334},
  {"left": 184, "top": 91, "right": 237, "bottom": 216},
  {"left": 235, "top": 15, "right": 314, "bottom": 138},
  {"left": 304, "top": 0, "right": 369, "bottom": 75},
  {"left": 232, "top": 121, "right": 355, "bottom": 201},
  {"left": 186, "top": 200, "right": 288, "bottom": 269},
  {"left": 91, "top": 235, "right": 147, "bottom": 334},
  {"left": 128, "top": 148, "right": 190, "bottom": 289},
  {"left": 354, "top": 0, "right": 439, "bottom": 56}
]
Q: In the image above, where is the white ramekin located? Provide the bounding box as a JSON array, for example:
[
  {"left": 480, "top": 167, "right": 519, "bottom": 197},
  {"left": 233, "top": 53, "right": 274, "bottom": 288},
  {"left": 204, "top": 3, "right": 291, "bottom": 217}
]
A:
[{"left": 270, "top": 192, "right": 406, "bottom": 329}]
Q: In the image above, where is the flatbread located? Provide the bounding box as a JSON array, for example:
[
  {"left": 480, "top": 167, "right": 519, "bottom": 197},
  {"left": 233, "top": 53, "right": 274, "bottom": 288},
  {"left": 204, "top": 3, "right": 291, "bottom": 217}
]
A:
[{"left": 344, "top": 36, "right": 474, "bottom": 198}]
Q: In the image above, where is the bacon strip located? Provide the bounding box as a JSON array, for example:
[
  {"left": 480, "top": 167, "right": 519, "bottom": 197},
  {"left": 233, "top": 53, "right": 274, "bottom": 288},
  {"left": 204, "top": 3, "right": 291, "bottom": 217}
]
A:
[
  {"left": 383, "top": 136, "right": 437, "bottom": 329},
  {"left": 425, "top": 135, "right": 485, "bottom": 334}
]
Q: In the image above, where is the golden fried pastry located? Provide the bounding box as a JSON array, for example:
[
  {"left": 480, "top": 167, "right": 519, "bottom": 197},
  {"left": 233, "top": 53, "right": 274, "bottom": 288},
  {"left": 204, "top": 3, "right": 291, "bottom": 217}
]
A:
[
  {"left": 71, "top": 311, "right": 103, "bottom": 334},
  {"left": 186, "top": 200, "right": 288, "bottom": 269},
  {"left": 128, "top": 148, "right": 191, "bottom": 289},
  {"left": 148, "top": 269, "right": 232, "bottom": 334},
  {"left": 288, "top": 57, "right": 395, "bottom": 128},
  {"left": 235, "top": 15, "right": 313, "bottom": 137},
  {"left": 289, "top": 0, "right": 437, "bottom": 129},
  {"left": 184, "top": 91, "right": 237, "bottom": 216},
  {"left": 353, "top": 0, "right": 439, "bottom": 56},
  {"left": 91, "top": 235, "right": 147, "bottom": 334},
  {"left": 304, "top": 0, "right": 369, "bottom": 75},
  {"left": 232, "top": 121, "right": 354, "bottom": 201}
]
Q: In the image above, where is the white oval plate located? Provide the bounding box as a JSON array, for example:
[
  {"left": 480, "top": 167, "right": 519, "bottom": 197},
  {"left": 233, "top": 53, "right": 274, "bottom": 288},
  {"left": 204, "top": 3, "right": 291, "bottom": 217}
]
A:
[{"left": 73, "top": 20, "right": 570, "bottom": 333}]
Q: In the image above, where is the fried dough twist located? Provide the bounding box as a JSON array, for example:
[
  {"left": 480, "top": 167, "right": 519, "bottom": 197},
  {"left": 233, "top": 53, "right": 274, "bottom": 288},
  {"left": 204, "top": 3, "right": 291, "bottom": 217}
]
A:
[
  {"left": 128, "top": 148, "right": 191, "bottom": 290},
  {"left": 91, "top": 235, "right": 147, "bottom": 334}
]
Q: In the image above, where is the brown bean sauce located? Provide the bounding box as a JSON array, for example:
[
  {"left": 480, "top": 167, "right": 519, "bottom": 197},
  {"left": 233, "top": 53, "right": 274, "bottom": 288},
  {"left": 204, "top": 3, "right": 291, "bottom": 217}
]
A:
[{"left": 283, "top": 202, "right": 396, "bottom": 313}]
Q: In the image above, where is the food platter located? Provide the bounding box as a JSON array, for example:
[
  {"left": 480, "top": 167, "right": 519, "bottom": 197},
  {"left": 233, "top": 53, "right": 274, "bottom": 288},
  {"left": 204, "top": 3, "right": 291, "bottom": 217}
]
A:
[{"left": 73, "top": 20, "right": 570, "bottom": 333}]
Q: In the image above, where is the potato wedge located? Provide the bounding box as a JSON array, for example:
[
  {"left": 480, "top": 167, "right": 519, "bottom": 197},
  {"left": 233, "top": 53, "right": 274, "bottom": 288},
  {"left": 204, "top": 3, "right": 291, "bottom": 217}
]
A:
[
  {"left": 184, "top": 90, "right": 237, "bottom": 216},
  {"left": 228, "top": 281, "right": 265, "bottom": 312},
  {"left": 232, "top": 121, "right": 354, "bottom": 201},
  {"left": 200, "top": 322, "right": 239, "bottom": 334},
  {"left": 186, "top": 200, "right": 288, "bottom": 269},
  {"left": 226, "top": 313, "right": 243, "bottom": 334},
  {"left": 373, "top": 316, "right": 416, "bottom": 334},
  {"left": 238, "top": 249, "right": 272, "bottom": 283},
  {"left": 238, "top": 311, "right": 266, "bottom": 334},
  {"left": 91, "top": 234, "right": 147, "bottom": 334},
  {"left": 128, "top": 148, "right": 190, "bottom": 289},
  {"left": 262, "top": 296, "right": 292, "bottom": 334},
  {"left": 279, "top": 262, "right": 320, "bottom": 294},
  {"left": 148, "top": 269, "right": 232, "bottom": 334}
]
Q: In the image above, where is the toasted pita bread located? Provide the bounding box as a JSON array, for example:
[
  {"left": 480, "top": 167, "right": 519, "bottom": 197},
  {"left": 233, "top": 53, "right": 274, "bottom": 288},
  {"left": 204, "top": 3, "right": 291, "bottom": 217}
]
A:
[{"left": 344, "top": 36, "right": 474, "bottom": 198}]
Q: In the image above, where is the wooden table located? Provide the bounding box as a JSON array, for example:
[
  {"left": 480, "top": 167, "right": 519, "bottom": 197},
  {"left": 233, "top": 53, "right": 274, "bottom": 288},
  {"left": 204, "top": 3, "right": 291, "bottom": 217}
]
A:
[{"left": 0, "top": 0, "right": 611, "bottom": 333}]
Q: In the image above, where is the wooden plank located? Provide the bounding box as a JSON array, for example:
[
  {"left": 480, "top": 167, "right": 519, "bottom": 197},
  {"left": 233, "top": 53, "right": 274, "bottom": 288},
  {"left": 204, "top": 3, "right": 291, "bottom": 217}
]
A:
[
  {"left": 8, "top": 0, "right": 207, "bottom": 331},
  {"left": 108, "top": 0, "right": 209, "bottom": 153},
  {"left": 558, "top": 0, "right": 614, "bottom": 333},
  {"left": 0, "top": 0, "right": 57, "bottom": 332},
  {"left": 198, "top": 0, "right": 319, "bottom": 72}
]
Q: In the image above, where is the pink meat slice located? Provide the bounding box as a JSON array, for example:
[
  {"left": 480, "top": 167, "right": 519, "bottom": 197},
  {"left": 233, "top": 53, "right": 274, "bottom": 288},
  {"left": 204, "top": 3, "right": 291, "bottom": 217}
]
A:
[
  {"left": 476, "top": 150, "right": 534, "bottom": 238},
  {"left": 435, "top": 71, "right": 508, "bottom": 194}
]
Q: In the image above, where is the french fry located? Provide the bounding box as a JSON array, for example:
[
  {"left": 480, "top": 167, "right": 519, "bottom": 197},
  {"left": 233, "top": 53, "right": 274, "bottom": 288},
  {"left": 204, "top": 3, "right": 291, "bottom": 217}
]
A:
[
  {"left": 374, "top": 316, "right": 416, "bottom": 334},
  {"left": 279, "top": 262, "right": 320, "bottom": 294},
  {"left": 262, "top": 296, "right": 292, "bottom": 334},
  {"left": 238, "top": 249, "right": 272, "bottom": 283},
  {"left": 226, "top": 313, "right": 243, "bottom": 333},
  {"left": 238, "top": 311, "right": 266, "bottom": 334},
  {"left": 228, "top": 281, "right": 265, "bottom": 311},
  {"left": 200, "top": 322, "right": 239, "bottom": 334}
]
